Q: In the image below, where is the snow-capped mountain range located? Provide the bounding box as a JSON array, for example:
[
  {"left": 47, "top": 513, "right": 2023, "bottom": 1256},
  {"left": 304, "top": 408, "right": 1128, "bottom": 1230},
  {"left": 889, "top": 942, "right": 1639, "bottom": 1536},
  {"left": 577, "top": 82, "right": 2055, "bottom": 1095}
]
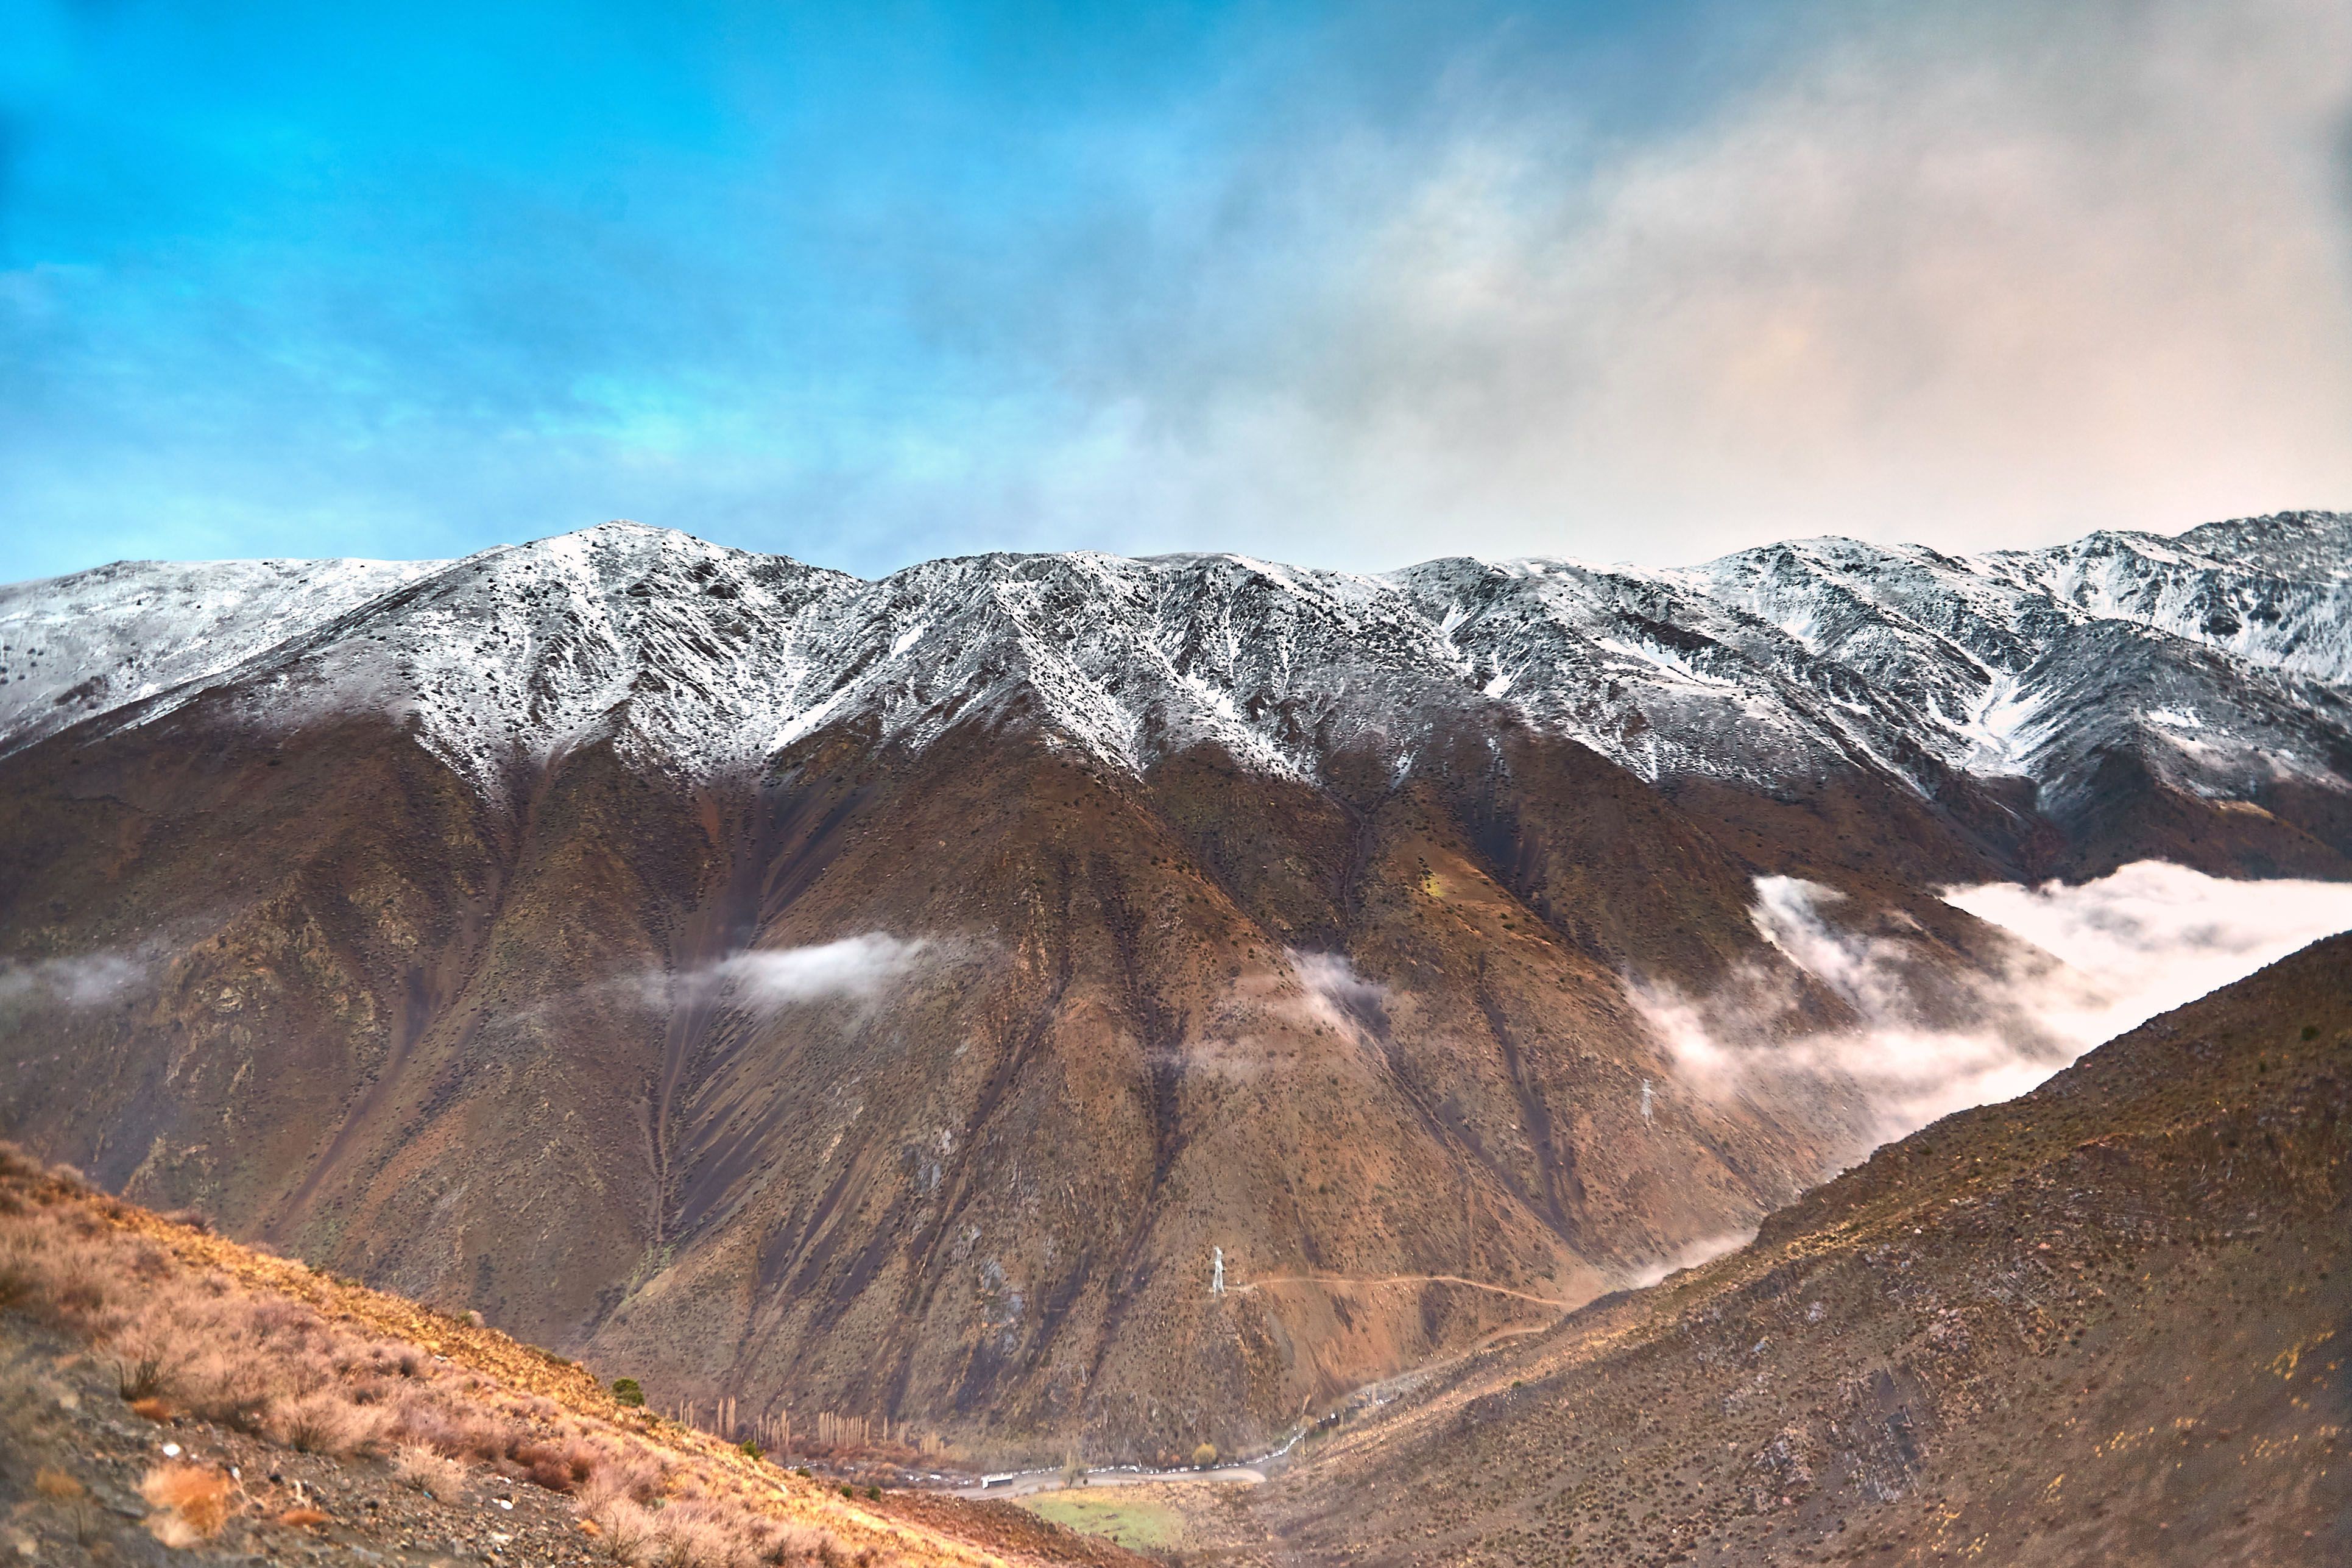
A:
[
  {"left": 5, "top": 510, "right": 2348, "bottom": 1458},
  {"left": 4, "top": 510, "right": 2348, "bottom": 817}
]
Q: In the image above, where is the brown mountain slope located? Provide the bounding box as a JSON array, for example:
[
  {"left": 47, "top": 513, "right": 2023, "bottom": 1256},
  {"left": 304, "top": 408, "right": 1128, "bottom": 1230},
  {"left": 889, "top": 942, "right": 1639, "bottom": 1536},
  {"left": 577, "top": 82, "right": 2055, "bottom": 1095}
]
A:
[
  {"left": 0, "top": 1144, "right": 1137, "bottom": 1568},
  {"left": 1239, "top": 933, "right": 2352, "bottom": 1566},
  {"left": 0, "top": 682, "right": 2043, "bottom": 1462},
  {"left": 6, "top": 528, "right": 2345, "bottom": 1463}
]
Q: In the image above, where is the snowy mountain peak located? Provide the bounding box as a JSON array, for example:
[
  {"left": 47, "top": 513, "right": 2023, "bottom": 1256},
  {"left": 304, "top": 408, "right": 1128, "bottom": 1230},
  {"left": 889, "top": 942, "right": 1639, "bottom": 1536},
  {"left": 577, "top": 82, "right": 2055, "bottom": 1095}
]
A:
[{"left": 4, "top": 512, "right": 2346, "bottom": 813}]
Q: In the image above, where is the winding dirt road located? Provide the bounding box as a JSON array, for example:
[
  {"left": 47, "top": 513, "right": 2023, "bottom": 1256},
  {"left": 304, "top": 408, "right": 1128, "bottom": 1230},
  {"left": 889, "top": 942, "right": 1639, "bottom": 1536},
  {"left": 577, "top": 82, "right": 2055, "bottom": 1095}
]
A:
[{"left": 1229, "top": 1272, "right": 1575, "bottom": 1308}]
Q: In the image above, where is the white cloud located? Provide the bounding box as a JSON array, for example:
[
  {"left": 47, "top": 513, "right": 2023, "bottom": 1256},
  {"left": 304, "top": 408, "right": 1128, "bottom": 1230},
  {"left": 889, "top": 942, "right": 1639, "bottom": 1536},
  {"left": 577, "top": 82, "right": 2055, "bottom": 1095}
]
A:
[
  {"left": 1622, "top": 1229, "right": 1758, "bottom": 1291},
  {"left": 641, "top": 933, "right": 944, "bottom": 1014},
  {"left": 1014, "top": 0, "right": 2352, "bottom": 569},
  {"left": 1287, "top": 948, "right": 1388, "bottom": 1034},
  {"left": 0, "top": 951, "right": 144, "bottom": 1007},
  {"left": 1644, "top": 862, "right": 2352, "bottom": 1157},
  {"left": 1939, "top": 860, "right": 2352, "bottom": 1028},
  {"left": 717, "top": 934, "right": 937, "bottom": 1007}
]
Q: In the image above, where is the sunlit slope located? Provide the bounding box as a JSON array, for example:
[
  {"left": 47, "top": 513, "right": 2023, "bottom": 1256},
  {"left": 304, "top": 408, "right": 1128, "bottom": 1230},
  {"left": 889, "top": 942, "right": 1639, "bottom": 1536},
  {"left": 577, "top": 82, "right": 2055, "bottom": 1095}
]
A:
[{"left": 0, "top": 1146, "right": 1139, "bottom": 1567}]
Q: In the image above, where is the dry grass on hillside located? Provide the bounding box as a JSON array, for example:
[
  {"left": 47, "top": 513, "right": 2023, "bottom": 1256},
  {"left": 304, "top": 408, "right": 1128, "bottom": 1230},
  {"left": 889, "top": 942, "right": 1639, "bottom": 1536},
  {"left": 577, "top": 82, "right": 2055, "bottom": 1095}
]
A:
[{"left": 0, "top": 1143, "right": 1086, "bottom": 1567}]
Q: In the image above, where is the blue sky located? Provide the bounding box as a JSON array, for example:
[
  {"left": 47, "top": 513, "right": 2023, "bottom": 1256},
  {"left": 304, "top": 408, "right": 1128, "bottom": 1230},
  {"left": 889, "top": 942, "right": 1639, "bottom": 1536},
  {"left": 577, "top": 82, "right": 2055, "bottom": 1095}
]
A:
[{"left": 4, "top": 0, "right": 2350, "bottom": 583}]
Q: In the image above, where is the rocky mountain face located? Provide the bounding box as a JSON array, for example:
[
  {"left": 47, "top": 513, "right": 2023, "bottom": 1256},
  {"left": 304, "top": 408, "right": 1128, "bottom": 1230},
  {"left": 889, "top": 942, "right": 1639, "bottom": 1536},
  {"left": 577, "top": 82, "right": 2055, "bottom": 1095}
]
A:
[
  {"left": 0, "top": 510, "right": 2346, "bottom": 1460},
  {"left": 10, "top": 510, "right": 2348, "bottom": 867},
  {"left": 1240, "top": 931, "right": 2352, "bottom": 1567}
]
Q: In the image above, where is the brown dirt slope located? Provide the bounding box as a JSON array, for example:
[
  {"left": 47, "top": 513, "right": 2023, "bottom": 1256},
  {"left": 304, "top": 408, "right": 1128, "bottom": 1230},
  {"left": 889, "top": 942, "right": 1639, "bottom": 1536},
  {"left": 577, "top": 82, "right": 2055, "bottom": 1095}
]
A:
[
  {"left": 1246, "top": 933, "right": 2352, "bottom": 1566},
  {"left": 0, "top": 1145, "right": 1140, "bottom": 1567}
]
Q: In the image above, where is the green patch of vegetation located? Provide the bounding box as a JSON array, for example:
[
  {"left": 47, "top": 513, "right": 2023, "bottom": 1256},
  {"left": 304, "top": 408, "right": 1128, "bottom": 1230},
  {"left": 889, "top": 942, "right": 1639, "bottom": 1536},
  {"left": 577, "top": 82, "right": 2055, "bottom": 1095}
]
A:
[{"left": 1021, "top": 1492, "right": 1184, "bottom": 1551}]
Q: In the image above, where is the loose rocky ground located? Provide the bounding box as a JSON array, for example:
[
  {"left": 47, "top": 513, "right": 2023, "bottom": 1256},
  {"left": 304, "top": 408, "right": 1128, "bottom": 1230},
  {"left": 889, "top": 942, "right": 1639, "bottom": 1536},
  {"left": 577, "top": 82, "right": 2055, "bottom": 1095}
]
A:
[{"left": 4, "top": 1327, "right": 606, "bottom": 1564}]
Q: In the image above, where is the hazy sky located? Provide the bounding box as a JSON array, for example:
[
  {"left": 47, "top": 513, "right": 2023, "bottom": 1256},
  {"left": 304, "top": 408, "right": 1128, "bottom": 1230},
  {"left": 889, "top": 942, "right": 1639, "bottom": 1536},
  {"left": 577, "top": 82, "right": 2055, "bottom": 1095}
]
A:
[{"left": 4, "top": 0, "right": 2349, "bottom": 583}]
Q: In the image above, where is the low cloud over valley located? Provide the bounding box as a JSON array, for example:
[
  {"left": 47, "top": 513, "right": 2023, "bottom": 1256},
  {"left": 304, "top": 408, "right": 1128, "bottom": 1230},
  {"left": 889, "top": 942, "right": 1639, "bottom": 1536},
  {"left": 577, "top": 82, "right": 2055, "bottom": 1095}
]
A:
[{"left": 1642, "top": 861, "right": 2352, "bottom": 1156}]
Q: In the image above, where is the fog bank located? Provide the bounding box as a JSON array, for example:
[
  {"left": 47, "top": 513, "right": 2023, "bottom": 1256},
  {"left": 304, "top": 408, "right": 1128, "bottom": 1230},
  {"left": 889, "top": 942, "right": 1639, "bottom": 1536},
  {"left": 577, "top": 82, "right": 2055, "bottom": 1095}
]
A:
[{"left": 1647, "top": 861, "right": 2352, "bottom": 1154}]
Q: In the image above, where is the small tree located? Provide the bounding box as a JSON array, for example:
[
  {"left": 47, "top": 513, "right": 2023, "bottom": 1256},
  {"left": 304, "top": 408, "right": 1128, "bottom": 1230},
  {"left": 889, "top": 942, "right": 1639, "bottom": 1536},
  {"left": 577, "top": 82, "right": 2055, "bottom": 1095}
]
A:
[
  {"left": 740, "top": 1438, "right": 765, "bottom": 1461},
  {"left": 611, "top": 1377, "right": 645, "bottom": 1408},
  {"left": 1191, "top": 1442, "right": 1218, "bottom": 1468}
]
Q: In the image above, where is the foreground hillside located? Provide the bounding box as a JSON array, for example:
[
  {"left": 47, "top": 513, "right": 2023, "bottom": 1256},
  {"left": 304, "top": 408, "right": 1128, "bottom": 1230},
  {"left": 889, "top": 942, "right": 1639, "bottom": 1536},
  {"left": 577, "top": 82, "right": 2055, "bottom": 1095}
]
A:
[
  {"left": 1241, "top": 934, "right": 2352, "bottom": 1565},
  {"left": 2, "top": 511, "right": 2348, "bottom": 1455},
  {"left": 0, "top": 1146, "right": 1135, "bottom": 1568}
]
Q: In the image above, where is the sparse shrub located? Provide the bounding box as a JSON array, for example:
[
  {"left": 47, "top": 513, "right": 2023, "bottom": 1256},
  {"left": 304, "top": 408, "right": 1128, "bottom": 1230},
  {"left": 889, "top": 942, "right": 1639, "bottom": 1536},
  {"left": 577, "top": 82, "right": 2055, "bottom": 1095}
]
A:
[
  {"left": 269, "top": 1388, "right": 385, "bottom": 1455},
  {"left": 140, "top": 1463, "right": 230, "bottom": 1544},
  {"left": 120, "top": 1240, "right": 172, "bottom": 1282},
  {"left": 577, "top": 1443, "right": 666, "bottom": 1510},
  {"left": 115, "top": 1346, "right": 168, "bottom": 1400},
  {"left": 174, "top": 1344, "right": 278, "bottom": 1428},
  {"left": 35, "top": 1466, "right": 97, "bottom": 1544},
  {"left": 612, "top": 1376, "right": 646, "bottom": 1407},
  {"left": 517, "top": 1436, "right": 596, "bottom": 1492},
  {"left": 392, "top": 1441, "right": 468, "bottom": 1498},
  {"left": 0, "top": 1254, "right": 34, "bottom": 1311},
  {"left": 370, "top": 1341, "right": 425, "bottom": 1377},
  {"left": 593, "top": 1496, "right": 662, "bottom": 1561},
  {"left": 659, "top": 1509, "right": 745, "bottom": 1567},
  {"left": 865, "top": 1485, "right": 880, "bottom": 1502},
  {"left": 766, "top": 1524, "right": 829, "bottom": 1565},
  {"left": 387, "top": 1391, "right": 493, "bottom": 1459},
  {"left": 1192, "top": 1441, "right": 1218, "bottom": 1466},
  {"left": 645, "top": 1497, "right": 788, "bottom": 1568},
  {"left": 37, "top": 1238, "right": 109, "bottom": 1324},
  {"left": 740, "top": 1438, "right": 765, "bottom": 1461}
]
